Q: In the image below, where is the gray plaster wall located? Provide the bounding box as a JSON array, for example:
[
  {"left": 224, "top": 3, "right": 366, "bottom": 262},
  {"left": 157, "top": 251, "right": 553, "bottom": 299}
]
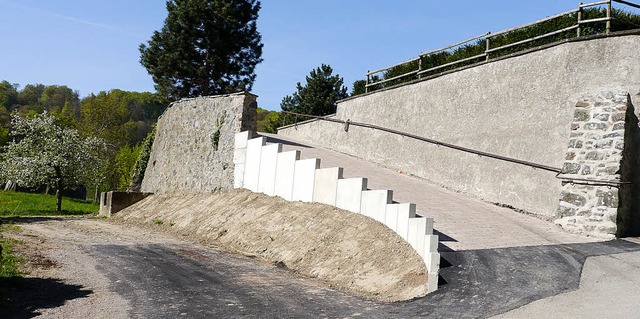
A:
[
  {"left": 279, "top": 34, "right": 640, "bottom": 218},
  {"left": 141, "top": 92, "right": 257, "bottom": 194}
]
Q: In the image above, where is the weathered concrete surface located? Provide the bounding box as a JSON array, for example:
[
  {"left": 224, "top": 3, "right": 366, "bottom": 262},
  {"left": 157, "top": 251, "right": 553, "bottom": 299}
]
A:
[
  {"left": 279, "top": 34, "right": 640, "bottom": 219},
  {"left": 264, "top": 133, "right": 599, "bottom": 251},
  {"left": 99, "top": 191, "right": 151, "bottom": 217},
  {"left": 141, "top": 93, "right": 257, "bottom": 194}
]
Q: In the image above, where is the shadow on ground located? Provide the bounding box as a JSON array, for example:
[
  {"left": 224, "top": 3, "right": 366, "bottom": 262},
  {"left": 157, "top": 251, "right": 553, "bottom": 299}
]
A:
[
  {"left": 0, "top": 217, "right": 75, "bottom": 225},
  {"left": 410, "top": 239, "right": 640, "bottom": 318},
  {"left": 0, "top": 277, "right": 92, "bottom": 319}
]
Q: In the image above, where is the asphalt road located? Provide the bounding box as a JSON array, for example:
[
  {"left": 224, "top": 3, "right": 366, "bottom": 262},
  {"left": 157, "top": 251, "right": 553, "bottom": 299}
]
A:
[{"left": 89, "top": 239, "right": 640, "bottom": 318}]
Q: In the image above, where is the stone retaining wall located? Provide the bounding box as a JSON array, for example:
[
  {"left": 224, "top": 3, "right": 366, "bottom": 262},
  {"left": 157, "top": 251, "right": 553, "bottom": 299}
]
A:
[
  {"left": 141, "top": 92, "right": 257, "bottom": 193},
  {"left": 557, "top": 91, "right": 640, "bottom": 237}
]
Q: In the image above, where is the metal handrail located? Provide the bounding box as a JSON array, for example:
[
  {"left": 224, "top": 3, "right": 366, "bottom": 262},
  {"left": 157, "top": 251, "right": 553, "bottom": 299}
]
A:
[
  {"left": 365, "top": 0, "right": 636, "bottom": 92},
  {"left": 280, "top": 111, "right": 631, "bottom": 186}
]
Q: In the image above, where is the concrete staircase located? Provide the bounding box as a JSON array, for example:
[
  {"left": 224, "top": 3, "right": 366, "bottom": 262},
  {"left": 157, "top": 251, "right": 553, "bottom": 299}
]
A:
[{"left": 234, "top": 131, "right": 441, "bottom": 292}]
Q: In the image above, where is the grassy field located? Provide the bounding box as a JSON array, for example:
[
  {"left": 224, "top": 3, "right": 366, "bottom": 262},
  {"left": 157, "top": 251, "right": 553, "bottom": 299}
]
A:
[{"left": 0, "top": 190, "right": 99, "bottom": 217}]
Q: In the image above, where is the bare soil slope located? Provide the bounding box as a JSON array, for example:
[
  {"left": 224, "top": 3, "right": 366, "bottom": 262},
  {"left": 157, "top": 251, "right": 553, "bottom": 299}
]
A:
[{"left": 114, "top": 189, "right": 429, "bottom": 302}]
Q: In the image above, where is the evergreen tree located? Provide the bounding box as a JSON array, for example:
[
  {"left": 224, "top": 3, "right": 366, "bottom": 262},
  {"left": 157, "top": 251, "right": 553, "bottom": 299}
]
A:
[
  {"left": 280, "top": 64, "right": 348, "bottom": 125},
  {"left": 139, "top": 0, "right": 263, "bottom": 100}
]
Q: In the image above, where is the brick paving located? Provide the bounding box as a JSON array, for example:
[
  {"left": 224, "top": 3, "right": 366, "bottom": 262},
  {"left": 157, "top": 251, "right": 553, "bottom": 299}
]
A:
[{"left": 262, "top": 133, "right": 601, "bottom": 251}]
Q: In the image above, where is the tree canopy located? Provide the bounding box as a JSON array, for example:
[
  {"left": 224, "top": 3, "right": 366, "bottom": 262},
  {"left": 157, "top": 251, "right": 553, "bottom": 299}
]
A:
[
  {"left": 0, "top": 82, "right": 169, "bottom": 194},
  {"left": 139, "top": 0, "right": 264, "bottom": 100},
  {"left": 0, "top": 112, "right": 106, "bottom": 211},
  {"left": 280, "top": 64, "right": 348, "bottom": 124}
]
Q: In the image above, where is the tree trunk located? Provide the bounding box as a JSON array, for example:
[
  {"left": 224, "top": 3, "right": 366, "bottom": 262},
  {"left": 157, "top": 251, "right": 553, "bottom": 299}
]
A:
[
  {"left": 55, "top": 167, "right": 63, "bottom": 212},
  {"left": 94, "top": 185, "right": 99, "bottom": 204}
]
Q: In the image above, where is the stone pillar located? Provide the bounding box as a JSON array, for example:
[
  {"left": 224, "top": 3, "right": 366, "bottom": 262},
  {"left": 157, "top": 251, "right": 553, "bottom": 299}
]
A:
[{"left": 556, "top": 91, "right": 631, "bottom": 237}]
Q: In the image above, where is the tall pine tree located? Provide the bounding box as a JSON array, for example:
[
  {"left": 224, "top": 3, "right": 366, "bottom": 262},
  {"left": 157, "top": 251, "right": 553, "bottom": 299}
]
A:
[{"left": 140, "top": 0, "right": 263, "bottom": 100}]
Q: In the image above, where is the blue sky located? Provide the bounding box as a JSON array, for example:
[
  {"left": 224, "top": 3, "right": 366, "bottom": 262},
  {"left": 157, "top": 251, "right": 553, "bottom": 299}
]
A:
[{"left": 0, "top": 1, "right": 634, "bottom": 111}]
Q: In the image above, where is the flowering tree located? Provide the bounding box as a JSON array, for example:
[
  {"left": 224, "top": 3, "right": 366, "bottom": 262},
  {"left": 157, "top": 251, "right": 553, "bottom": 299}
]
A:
[{"left": 0, "top": 112, "right": 106, "bottom": 211}]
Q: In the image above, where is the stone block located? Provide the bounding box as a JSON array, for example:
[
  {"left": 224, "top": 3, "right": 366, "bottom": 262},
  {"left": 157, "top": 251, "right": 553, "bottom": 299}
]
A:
[
  {"left": 427, "top": 272, "right": 439, "bottom": 293},
  {"left": 234, "top": 131, "right": 252, "bottom": 149},
  {"left": 257, "top": 143, "right": 282, "bottom": 196},
  {"left": 408, "top": 217, "right": 428, "bottom": 257},
  {"left": 385, "top": 204, "right": 400, "bottom": 232},
  {"left": 274, "top": 150, "right": 300, "bottom": 201},
  {"left": 233, "top": 162, "right": 245, "bottom": 189},
  {"left": 426, "top": 252, "right": 441, "bottom": 274},
  {"left": 313, "top": 167, "right": 344, "bottom": 205},
  {"left": 396, "top": 203, "right": 416, "bottom": 240},
  {"left": 336, "top": 178, "right": 368, "bottom": 213},
  {"left": 360, "top": 190, "right": 392, "bottom": 222},
  {"left": 233, "top": 147, "right": 247, "bottom": 165},
  {"left": 243, "top": 137, "right": 266, "bottom": 192},
  {"left": 292, "top": 158, "right": 320, "bottom": 202},
  {"left": 424, "top": 234, "right": 439, "bottom": 256}
]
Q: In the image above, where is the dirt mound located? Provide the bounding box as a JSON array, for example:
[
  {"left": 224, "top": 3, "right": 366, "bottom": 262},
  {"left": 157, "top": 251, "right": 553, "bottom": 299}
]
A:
[{"left": 114, "top": 188, "right": 428, "bottom": 302}]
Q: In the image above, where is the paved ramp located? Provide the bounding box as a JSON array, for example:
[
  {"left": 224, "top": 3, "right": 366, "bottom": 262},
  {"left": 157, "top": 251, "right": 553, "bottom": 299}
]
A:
[{"left": 263, "top": 133, "right": 600, "bottom": 252}]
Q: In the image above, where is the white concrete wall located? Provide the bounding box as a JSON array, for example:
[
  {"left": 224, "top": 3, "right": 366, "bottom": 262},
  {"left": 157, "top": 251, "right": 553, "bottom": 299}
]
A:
[
  {"left": 278, "top": 34, "right": 640, "bottom": 219},
  {"left": 234, "top": 132, "right": 441, "bottom": 292}
]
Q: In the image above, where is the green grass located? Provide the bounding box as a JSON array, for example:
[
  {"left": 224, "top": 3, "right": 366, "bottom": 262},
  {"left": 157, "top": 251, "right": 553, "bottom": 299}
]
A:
[
  {"left": 0, "top": 190, "right": 99, "bottom": 217},
  {"left": 0, "top": 235, "right": 23, "bottom": 278}
]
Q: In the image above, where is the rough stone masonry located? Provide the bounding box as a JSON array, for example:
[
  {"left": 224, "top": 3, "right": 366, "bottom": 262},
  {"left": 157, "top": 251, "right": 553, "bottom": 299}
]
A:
[
  {"left": 556, "top": 91, "right": 640, "bottom": 238},
  {"left": 141, "top": 92, "right": 257, "bottom": 194}
]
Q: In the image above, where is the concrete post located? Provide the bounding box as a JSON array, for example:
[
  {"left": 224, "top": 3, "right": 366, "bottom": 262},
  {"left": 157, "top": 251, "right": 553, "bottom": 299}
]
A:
[
  {"left": 313, "top": 167, "right": 344, "bottom": 205},
  {"left": 243, "top": 137, "right": 266, "bottom": 192},
  {"left": 257, "top": 143, "right": 283, "bottom": 196},
  {"left": 335, "top": 178, "right": 368, "bottom": 213},
  {"left": 292, "top": 158, "right": 321, "bottom": 202},
  {"left": 274, "top": 150, "right": 300, "bottom": 201},
  {"left": 360, "top": 190, "right": 393, "bottom": 222}
]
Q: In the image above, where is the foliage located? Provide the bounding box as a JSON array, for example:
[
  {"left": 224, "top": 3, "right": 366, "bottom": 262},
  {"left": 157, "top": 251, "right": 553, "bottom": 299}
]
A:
[
  {"left": 0, "top": 190, "right": 98, "bottom": 216},
  {"left": 280, "top": 64, "right": 348, "bottom": 124},
  {"left": 0, "top": 235, "right": 22, "bottom": 278},
  {"left": 79, "top": 89, "right": 167, "bottom": 190},
  {"left": 79, "top": 89, "right": 166, "bottom": 148},
  {"left": 115, "top": 144, "right": 142, "bottom": 190},
  {"left": 0, "top": 112, "right": 106, "bottom": 211},
  {"left": 0, "top": 83, "right": 168, "bottom": 192},
  {"left": 256, "top": 108, "right": 281, "bottom": 133},
  {"left": 351, "top": 80, "right": 367, "bottom": 97},
  {"left": 128, "top": 125, "right": 157, "bottom": 192},
  {"left": 369, "top": 6, "right": 640, "bottom": 91},
  {"left": 139, "top": 0, "right": 264, "bottom": 100}
]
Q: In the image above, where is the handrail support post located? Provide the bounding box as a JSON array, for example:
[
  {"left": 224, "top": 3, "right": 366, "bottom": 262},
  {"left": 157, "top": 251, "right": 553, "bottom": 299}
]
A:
[
  {"left": 606, "top": 0, "right": 612, "bottom": 33},
  {"left": 577, "top": 3, "right": 583, "bottom": 37},
  {"left": 365, "top": 72, "right": 370, "bottom": 93},
  {"left": 485, "top": 32, "right": 491, "bottom": 61}
]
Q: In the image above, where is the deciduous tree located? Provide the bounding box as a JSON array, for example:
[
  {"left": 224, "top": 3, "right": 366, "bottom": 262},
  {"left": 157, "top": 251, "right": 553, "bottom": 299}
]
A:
[{"left": 0, "top": 112, "right": 106, "bottom": 211}]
